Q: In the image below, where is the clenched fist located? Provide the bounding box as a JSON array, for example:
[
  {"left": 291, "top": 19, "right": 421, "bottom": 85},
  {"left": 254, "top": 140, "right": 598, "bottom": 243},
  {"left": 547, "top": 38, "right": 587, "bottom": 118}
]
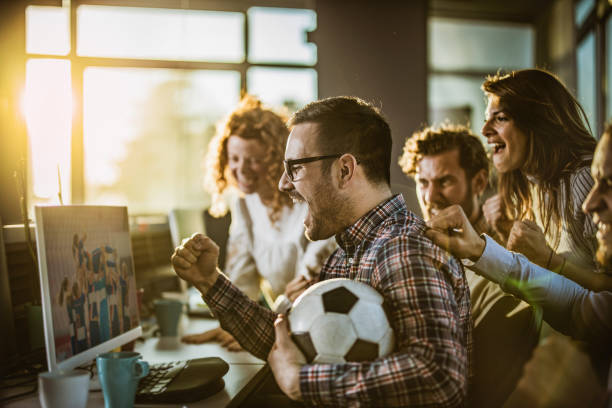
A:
[
  {"left": 424, "top": 205, "right": 486, "bottom": 261},
  {"left": 483, "top": 194, "right": 513, "bottom": 242},
  {"left": 171, "top": 233, "right": 221, "bottom": 295},
  {"left": 507, "top": 220, "right": 551, "bottom": 267}
]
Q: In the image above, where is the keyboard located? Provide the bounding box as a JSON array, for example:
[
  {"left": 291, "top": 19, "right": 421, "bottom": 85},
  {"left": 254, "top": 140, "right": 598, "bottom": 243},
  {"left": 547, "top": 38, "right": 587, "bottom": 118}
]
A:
[
  {"left": 137, "top": 360, "right": 187, "bottom": 397},
  {"left": 135, "top": 357, "right": 229, "bottom": 403}
]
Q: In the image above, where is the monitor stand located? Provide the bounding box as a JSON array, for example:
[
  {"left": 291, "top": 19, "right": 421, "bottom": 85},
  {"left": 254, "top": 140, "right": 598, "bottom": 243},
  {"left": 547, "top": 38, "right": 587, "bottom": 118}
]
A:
[{"left": 87, "top": 365, "right": 102, "bottom": 391}]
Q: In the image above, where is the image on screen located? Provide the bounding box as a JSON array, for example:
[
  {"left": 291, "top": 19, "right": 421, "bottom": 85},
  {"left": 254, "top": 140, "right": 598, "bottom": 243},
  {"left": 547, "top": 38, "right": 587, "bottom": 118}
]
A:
[{"left": 35, "top": 205, "right": 140, "bottom": 369}]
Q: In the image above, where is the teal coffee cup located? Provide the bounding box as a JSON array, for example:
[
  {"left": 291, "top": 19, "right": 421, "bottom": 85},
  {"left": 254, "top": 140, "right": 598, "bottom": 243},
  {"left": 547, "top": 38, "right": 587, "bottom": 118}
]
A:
[
  {"left": 154, "top": 299, "right": 183, "bottom": 337},
  {"left": 97, "top": 351, "right": 149, "bottom": 408}
]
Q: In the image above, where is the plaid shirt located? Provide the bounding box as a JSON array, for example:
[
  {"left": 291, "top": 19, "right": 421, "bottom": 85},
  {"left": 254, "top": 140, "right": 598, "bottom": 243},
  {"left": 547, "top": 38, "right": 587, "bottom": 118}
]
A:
[{"left": 204, "top": 194, "right": 472, "bottom": 407}]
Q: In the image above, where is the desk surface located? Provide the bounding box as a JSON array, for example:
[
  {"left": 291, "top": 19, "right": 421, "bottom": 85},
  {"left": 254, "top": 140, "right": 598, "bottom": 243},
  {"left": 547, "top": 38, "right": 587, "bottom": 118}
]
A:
[
  {"left": 139, "top": 316, "right": 264, "bottom": 366},
  {"left": 5, "top": 317, "right": 266, "bottom": 408}
]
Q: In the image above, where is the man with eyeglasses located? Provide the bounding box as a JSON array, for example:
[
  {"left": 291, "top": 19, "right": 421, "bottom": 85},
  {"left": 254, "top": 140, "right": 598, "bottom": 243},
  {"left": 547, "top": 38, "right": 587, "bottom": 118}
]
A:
[{"left": 172, "top": 96, "right": 471, "bottom": 407}]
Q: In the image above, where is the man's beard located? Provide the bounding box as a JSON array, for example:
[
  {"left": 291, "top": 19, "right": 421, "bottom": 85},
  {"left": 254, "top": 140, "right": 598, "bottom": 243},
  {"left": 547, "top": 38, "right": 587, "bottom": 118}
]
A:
[
  {"left": 424, "top": 184, "right": 476, "bottom": 222},
  {"left": 304, "top": 182, "right": 347, "bottom": 241}
]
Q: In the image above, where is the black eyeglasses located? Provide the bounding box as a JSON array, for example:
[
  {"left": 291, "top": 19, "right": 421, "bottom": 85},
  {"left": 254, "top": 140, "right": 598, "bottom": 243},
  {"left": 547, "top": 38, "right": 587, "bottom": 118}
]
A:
[{"left": 283, "top": 154, "right": 342, "bottom": 181}]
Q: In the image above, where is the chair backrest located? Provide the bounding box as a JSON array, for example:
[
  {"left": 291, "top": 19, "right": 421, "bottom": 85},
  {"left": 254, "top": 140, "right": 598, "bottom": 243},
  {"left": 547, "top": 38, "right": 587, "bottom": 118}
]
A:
[
  {"left": 466, "top": 269, "right": 542, "bottom": 408},
  {"left": 168, "top": 207, "right": 232, "bottom": 271},
  {"left": 202, "top": 209, "right": 231, "bottom": 271}
]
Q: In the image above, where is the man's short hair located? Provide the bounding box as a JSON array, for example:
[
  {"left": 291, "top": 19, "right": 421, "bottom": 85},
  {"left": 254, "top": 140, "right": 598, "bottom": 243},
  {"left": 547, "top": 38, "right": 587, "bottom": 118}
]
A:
[
  {"left": 399, "top": 124, "right": 489, "bottom": 180},
  {"left": 289, "top": 96, "right": 392, "bottom": 185}
]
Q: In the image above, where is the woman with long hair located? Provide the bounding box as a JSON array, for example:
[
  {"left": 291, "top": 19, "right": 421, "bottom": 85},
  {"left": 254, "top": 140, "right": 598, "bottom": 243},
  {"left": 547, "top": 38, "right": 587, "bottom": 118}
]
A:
[
  {"left": 181, "top": 95, "right": 335, "bottom": 349},
  {"left": 481, "top": 68, "right": 612, "bottom": 292}
]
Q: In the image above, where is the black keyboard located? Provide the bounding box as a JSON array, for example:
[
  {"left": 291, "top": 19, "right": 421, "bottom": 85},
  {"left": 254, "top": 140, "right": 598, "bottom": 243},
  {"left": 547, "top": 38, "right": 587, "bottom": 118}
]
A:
[
  {"left": 135, "top": 357, "right": 229, "bottom": 404},
  {"left": 137, "top": 360, "right": 187, "bottom": 397}
]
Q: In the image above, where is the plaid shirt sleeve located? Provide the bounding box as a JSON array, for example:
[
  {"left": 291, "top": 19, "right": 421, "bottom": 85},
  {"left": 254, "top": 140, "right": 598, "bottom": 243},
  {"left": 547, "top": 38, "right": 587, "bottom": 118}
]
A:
[
  {"left": 203, "top": 273, "right": 276, "bottom": 361},
  {"left": 299, "top": 235, "right": 470, "bottom": 407}
]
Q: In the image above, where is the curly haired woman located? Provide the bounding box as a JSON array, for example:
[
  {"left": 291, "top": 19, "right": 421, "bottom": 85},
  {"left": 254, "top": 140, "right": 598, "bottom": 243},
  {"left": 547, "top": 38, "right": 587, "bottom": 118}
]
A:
[{"left": 181, "top": 95, "right": 335, "bottom": 350}]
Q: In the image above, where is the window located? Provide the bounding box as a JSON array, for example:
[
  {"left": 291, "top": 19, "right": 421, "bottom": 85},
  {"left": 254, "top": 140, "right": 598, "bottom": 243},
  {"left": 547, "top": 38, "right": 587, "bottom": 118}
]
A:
[
  {"left": 247, "top": 67, "right": 317, "bottom": 110},
  {"left": 429, "top": 75, "right": 487, "bottom": 134},
  {"left": 577, "top": 31, "right": 597, "bottom": 132},
  {"left": 429, "top": 19, "right": 533, "bottom": 72},
  {"left": 24, "top": 3, "right": 317, "bottom": 213},
  {"left": 247, "top": 7, "right": 317, "bottom": 65},
  {"left": 26, "top": 6, "right": 69, "bottom": 55},
  {"left": 23, "top": 59, "right": 72, "bottom": 201},
  {"left": 83, "top": 68, "right": 240, "bottom": 214},
  {"left": 606, "top": 17, "right": 612, "bottom": 121},
  {"left": 574, "top": 0, "right": 612, "bottom": 137},
  {"left": 575, "top": 0, "right": 595, "bottom": 27},
  {"left": 77, "top": 6, "right": 245, "bottom": 62},
  {"left": 428, "top": 18, "right": 534, "bottom": 136}
]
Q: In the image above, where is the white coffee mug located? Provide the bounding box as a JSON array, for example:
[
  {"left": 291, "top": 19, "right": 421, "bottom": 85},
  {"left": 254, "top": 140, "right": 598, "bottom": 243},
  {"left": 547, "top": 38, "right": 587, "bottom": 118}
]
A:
[{"left": 38, "top": 369, "right": 90, "bottom": 408}]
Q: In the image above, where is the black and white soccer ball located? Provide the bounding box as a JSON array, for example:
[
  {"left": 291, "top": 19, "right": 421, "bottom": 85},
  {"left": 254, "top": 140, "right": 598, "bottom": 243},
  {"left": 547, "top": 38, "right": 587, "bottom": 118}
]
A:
[{"left": 288, "top": 278, "right": 394, "bottom": 364}]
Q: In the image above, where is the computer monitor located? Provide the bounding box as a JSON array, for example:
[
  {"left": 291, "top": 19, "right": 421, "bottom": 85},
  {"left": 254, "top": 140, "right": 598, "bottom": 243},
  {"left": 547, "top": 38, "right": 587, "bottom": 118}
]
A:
[{"left": 34, "top": 205, "right": 142, "bottom": 373}]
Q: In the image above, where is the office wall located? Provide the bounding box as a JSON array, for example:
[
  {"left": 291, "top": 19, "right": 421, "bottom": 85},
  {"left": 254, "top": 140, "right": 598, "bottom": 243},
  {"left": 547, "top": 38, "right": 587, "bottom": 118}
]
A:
[
  {"left": 0, "top": 3, "right": 27, "bottom": 226},
  {"left": 314, "top": 0, "right": 427, "bottom": 214},
  {"left": 535, "top": 0, "right": 575, "bottom": 93}
]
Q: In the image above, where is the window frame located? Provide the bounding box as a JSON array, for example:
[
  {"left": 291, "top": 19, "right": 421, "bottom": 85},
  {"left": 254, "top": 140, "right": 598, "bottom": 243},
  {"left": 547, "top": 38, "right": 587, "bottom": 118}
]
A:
[
  {"left": 25, "top": 0, "right": 317, "bottom": 207},
  {"left": 427, "top": 16, "right": 536, "bottom": 136},
  {"left": 574, "top": 0, "right": 612, "bottom": 138}
]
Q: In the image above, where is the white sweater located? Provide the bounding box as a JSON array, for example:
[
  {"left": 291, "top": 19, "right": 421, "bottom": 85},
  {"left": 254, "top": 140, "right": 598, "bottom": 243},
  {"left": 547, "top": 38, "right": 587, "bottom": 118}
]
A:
[{"left": 224, "top": 194, "right": 336, "bottom": 302}]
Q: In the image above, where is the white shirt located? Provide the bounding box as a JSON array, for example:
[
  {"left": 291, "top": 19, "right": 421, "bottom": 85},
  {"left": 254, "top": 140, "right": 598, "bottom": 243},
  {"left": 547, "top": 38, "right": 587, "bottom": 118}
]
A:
[
  {"left": 530, "top": 165, "right": 599, "bottom": 272},
  {"left": 224, "top": 194, "right": 336, "bottom": 302}
]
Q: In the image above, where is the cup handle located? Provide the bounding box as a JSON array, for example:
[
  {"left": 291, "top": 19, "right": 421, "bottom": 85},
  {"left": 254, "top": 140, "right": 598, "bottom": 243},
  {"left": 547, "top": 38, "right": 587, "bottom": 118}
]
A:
[{"left": 133, "top": 361, "right": 149, "bottom": 379}]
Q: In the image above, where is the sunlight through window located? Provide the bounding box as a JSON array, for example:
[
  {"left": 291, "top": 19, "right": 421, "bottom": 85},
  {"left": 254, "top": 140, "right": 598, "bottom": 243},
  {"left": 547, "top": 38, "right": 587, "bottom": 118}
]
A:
[
  {"left": 247, "top": 67, "right": 317, "bottom": 112},
  {"left": 24, "top": 4, "right": 317, "bottom": 213},
  {"left": 248, "top": 7, "right": 316, "bottom": 64},
  {"left": 26, "top": 6, "right": 70, "bottom": 55},
  {"left": 83, "top": 68, "right": 240, "bottom": 213},
  {"left": 24, "top": 59, "right": 72, "bottom": 201},
  {"left": 77, "top": 6, "right": 244, "bottom": 62}
]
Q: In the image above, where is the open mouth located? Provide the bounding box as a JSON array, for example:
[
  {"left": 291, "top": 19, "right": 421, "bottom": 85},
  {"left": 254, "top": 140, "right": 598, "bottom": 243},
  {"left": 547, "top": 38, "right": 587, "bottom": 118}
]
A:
[
  {"left": 289, "top": 193, "right": 305, "bottom": 204},
  {"left": 238, "top": 177, "right": 256, "bottom": 188},
  {"left": 490, "top": 142, "right": 506, "bottom": 154},
  {"left": 489, "top": 142, "right": 506, "bottom": 154}
]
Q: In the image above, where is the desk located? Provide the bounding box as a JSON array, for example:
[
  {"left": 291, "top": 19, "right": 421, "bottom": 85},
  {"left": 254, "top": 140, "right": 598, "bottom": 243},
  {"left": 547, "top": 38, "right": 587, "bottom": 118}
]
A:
[{"left": 4, "top": 316, "right": 267, "bottom": 408}]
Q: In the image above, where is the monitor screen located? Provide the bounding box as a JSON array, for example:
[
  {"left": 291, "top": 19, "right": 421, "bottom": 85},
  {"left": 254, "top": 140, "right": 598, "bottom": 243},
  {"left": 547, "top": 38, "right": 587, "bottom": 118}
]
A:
[{"left": 35, "top": 205, "right": 142, "bottom": 372}]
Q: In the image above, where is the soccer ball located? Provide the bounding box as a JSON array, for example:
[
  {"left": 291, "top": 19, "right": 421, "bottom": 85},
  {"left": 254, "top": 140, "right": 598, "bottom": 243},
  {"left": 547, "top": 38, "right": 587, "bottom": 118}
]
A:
[{"left": 288, "top": 278, "right": 394, "bottom": 364}]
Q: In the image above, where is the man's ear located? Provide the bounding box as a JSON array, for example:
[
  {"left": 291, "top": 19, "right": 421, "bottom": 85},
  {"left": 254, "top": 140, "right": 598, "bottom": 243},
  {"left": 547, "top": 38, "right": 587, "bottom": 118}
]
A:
[
  {"left": 471, "top": 168, "right": 488, "bottom": 197},
  {"left": 337, "top": 154, "right": 358, "bottom": 188}
]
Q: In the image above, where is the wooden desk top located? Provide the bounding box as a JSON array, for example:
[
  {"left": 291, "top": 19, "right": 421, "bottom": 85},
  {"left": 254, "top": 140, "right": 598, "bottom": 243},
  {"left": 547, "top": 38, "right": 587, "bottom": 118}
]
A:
[
  {"left": 5, "top": 316, "right": 266, "bottom": 408},
  {"left": 137, "top": 315, "right": 264, "bottom": 366}
]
